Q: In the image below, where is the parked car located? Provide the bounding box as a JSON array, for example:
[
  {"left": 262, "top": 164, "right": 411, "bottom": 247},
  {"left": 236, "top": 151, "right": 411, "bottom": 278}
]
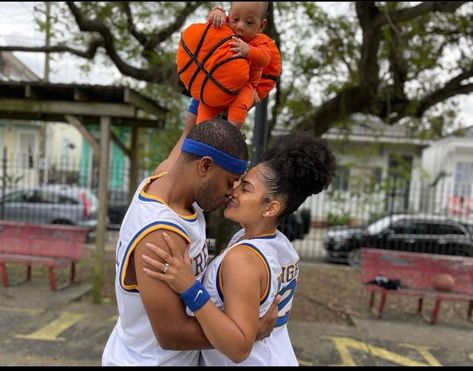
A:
[
  {"left": 107, "top": 189, "right": 130, "bottom": 228},
  {"left": 278, "top": 209, "right": 311, "bottom": 242},
  {"left": 323, "top": 213, "right": 473, "bottom": 267},
  {"left": 0, "top": 184, "right": 99, "bottom": 232}
]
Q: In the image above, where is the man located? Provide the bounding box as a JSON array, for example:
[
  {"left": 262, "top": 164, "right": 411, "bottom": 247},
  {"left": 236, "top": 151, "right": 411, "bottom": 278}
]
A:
[{"left": 102, "top": 118, "right": 276, "bottom": 365}]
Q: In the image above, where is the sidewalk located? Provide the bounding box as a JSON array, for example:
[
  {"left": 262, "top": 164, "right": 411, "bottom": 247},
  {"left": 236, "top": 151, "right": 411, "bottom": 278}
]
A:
[{"left": 1, "top": 274, "right": 473, "bottom": 366}]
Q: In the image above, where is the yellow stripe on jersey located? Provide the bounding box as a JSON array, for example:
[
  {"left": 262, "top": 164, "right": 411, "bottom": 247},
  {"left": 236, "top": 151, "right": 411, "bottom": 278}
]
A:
[
  {"left": 138, "top": 175, "right": 198, "bottom": 221},
  {"left": 120, "top": 222, "right": 190, "bottom": 291}
]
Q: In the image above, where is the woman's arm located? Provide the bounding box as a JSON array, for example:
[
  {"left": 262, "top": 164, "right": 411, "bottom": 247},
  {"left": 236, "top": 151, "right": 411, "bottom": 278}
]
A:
[{"left": 142, "top": 233, "right": 269, "bottom": 363}]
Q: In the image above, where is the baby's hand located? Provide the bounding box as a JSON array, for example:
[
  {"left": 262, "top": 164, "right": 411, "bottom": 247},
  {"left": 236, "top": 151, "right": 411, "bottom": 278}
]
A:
[
  {"left": 229, "top": 36, "right": 249, "bottom": 58},
  {"left": 208, "top": 7, "right": 226, "bottom": 28}
]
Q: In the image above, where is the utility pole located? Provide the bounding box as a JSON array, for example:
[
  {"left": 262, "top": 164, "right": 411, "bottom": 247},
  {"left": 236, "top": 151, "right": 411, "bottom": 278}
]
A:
[
  {"left": 39, "top": 2, "right": 51, "bottom": 184},
  {"left": 251, "top": 98, "right": 269, "bottom": 167}
]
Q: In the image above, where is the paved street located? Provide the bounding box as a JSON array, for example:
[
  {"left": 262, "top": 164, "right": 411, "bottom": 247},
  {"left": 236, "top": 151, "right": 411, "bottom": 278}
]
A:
[{"left": 1, "top": 262, "right": 473, "bottom": 366}]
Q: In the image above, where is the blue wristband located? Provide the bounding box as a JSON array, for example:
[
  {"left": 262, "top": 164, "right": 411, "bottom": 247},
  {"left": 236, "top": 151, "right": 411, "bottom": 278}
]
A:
[
  {"left": 180, "top": 280, "right": 210, "bottom": 312},
  {"left": 188, "top": 98, "right": 199, "bottom": 115}
]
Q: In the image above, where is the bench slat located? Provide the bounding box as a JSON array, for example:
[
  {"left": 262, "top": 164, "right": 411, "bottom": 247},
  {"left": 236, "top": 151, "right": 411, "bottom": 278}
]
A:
[{"left": 0, "top": 221, "right": 88, "bottom": 291}]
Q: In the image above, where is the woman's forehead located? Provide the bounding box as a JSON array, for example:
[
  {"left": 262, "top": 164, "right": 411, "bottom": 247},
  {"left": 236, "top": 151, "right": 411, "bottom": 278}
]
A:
[{"left": 243, "top": 164, "right": 265, "bottom": 183}]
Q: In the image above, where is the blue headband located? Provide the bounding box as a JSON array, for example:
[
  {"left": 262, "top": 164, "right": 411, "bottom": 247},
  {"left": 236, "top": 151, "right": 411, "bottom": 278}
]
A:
[{"left": 181, "top": 138, "right": 248, "bottom": 175}]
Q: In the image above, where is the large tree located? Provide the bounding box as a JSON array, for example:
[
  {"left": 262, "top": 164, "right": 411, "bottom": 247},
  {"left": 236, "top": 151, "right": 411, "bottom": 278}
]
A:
[{"left": 1, "top": 1, "right": 472, "bottom": 138}]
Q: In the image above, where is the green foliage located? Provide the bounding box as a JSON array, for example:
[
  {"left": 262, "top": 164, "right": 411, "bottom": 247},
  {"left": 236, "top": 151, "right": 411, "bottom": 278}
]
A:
[
  {"left": 28, "top": 1, "right": 473, "bottom": 140},
  {"left": 326, "top": 212, "right": 352, "bottom": 226},
  {"left": 0, "top": 173, "right": 23, "bottom": 187}
]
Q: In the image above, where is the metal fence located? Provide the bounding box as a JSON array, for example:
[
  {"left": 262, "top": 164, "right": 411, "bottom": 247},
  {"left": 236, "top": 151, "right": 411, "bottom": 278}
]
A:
[
  {"left": 0, "top": 154, "right": 132, "bottom": 229},
  {"left": 1, "top": 154, "right": 473, "bottom": 263}
]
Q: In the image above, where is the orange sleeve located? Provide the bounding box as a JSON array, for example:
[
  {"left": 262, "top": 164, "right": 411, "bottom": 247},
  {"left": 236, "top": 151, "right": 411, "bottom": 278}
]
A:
[{"left": 247, "top": 36, "right": 272, "bottom": 68}]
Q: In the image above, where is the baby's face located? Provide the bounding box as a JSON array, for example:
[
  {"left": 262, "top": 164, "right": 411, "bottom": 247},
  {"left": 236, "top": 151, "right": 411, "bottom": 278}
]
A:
[{"left": 228, "top": 2, "right": 267, "bottom": 42}]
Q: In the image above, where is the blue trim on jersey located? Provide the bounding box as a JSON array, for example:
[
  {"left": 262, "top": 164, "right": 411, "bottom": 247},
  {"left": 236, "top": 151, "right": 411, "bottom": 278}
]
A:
[
  {"left": 217, "top": 243, "right": 272, "bottom": 305},
  {"left": 240, "top": 243, "right": 272, "bottom": 304},
  {"left": 275, "top": 312, "right": 290, "bottom": 327},
  {"left": 253, "top": 233, "right": 277, "bottom": 240},
  {"left": 216, "top": 264, "right": 224, "bottom": 302},
  {"left": 119, "top": 220, "right": 189, "bottom": 293},
  {"left": 138, "top": 193, "right": 160, "bottom": 202}
]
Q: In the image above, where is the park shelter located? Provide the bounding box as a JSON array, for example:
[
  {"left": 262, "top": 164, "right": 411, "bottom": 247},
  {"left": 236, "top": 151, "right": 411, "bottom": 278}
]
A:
[{"left": 0, "top": 80, "right": 168, "bottom": 301}]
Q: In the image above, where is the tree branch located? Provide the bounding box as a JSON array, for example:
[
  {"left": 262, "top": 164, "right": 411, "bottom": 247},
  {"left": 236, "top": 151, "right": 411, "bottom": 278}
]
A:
[
  {"left": 356, "top": 2, "right": 381, "bottom": 100},
  {"left": 295, "top": 86, "right": 370, "bottom": 136},
  {"left": 120, "top": 2, "right": 149, "bottom": 48},
  {"left": 416, "top": 69, "right": 473, "bottom": 117},
  {"left": 0, "top": 39, "right": 103, "bottom": 59},
  {"left": 373, "top": 2, "right": 466, "bottom": 28},
  {"left": 145, "top": 2, "right": 201, "bottom": 53},
  {"left": 66, "top": 1, "right": 168, "bottom": 82}
]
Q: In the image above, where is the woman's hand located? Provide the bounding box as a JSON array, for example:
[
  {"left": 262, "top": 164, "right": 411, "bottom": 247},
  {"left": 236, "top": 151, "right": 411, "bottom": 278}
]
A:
[{"left": 142, "top": 232, "right": 196, "bottom": 294}]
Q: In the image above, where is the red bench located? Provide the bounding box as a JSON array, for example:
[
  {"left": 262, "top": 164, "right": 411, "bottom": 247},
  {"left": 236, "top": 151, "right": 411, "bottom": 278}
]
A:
[
  {"left": 0, "top": 221, "right": 88, "bottom": 291},
  {"left": 361, "top": 248, "right": 473, "bottom": 324}
]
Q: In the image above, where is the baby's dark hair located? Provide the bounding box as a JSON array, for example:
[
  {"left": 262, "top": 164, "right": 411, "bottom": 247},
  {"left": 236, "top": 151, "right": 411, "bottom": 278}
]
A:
[
  {"left": 182, "top": 118, "right": 249, "bottom": 164},
  {"left": 230, "top": 2, "right": 269, "bottom": 19},
  {"left": 261, "top": 132, "right": 336, "bottom": 218}
]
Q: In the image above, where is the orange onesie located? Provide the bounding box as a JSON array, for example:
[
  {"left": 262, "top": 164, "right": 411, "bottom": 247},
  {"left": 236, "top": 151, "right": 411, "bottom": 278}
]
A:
[{"left": 177, "top": 23, "right": 282, "bottom": 127}]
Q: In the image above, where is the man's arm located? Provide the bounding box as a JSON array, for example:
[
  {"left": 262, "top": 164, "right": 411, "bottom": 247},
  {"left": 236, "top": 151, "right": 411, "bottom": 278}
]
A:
[{"left": 134, "top": 229, "right": 212, "bottom": 349}]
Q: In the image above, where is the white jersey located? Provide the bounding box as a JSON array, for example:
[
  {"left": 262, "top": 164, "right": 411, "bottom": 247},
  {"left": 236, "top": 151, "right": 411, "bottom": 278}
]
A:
[
  {"left": 102, "top": 175, "right": 208, "bottom": 366},
  {"left": 201, "top": 229, "right": 300, "bottom": 366}
]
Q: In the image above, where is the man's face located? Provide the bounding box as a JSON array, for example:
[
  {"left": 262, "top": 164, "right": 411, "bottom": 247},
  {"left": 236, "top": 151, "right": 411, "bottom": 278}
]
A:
[{"left": 195, "top": 166, "right": 241, "bottom": 212}]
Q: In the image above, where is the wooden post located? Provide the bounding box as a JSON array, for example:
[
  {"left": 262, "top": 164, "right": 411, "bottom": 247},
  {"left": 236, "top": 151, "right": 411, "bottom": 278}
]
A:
[
  {"left": 129, "top": 125, "right": 139, "bottom": 203},
  {"left": 92, "top": 116, "right": 111, "bottom": 304}
]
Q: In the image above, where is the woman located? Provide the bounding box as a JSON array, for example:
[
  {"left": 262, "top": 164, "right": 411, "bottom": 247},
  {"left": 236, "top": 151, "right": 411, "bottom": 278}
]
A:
[{"left": 142, "top": 132, "right": 336, "bottom": 365}]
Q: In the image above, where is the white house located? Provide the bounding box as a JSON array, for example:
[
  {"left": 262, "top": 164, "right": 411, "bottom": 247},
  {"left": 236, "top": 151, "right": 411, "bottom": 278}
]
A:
[
  {"left": 298, "top": 116, "right": 473, "bottom": 226},
  {"left": 0, "top": 52, "right": 41, "bottom": 186},
  {"left": 421, "top": 126, "right": 473, "bottom": 220},
  {"left": 0, "top": 52, "right": 84, "bottom": 186},
  {"left": 300, "top": 116, "right": 432, "bottom": 225}
]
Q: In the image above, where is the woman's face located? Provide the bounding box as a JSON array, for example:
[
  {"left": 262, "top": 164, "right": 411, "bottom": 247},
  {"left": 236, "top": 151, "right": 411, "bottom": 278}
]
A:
[{"left": 224, "top": 164, "right": 268, "bottom": 224}]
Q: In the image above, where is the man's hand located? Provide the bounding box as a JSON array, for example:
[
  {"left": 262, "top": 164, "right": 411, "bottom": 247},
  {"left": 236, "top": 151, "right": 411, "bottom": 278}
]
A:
[
  {"left": 208, "top": 7, "right": 226, "bottom": 28},
  {"left": 256, "top": 295, "right": 281, "bottom": 341}
]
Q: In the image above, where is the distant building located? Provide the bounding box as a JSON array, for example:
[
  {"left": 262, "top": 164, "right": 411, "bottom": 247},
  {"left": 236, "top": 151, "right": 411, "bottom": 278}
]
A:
[{"left": 421, "top": 126, "right": 473, "bottom": 219}]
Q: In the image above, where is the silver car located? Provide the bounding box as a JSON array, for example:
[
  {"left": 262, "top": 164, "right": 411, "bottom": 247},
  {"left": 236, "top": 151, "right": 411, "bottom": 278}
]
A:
[{"left": 0, "top": 184, "right": 98, "bottom": 230}]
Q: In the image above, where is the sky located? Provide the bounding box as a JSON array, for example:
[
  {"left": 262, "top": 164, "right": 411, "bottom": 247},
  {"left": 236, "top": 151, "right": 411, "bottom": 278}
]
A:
[{"left": 1, "top": 1, "right": 472, "bottom": 126}]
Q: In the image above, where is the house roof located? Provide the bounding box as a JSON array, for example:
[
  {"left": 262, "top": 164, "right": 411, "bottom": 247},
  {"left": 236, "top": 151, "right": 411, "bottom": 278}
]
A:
[
  {"left": 0, "top": 52, "right": 39, "bottom": 81},
  {"left": 446, "top": 125, "right": 473, "bottom": 138}
]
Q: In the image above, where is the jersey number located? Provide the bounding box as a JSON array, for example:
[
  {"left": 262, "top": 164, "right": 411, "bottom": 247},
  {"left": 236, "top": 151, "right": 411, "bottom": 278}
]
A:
[{"left": 275, "top": 279, "right": 297, "bottom": 327}]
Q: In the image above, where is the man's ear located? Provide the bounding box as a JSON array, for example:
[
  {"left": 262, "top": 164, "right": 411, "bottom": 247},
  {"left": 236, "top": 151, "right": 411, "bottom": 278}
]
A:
[{"left": 197, "top": 156, "right": 215, "bottom": 176}]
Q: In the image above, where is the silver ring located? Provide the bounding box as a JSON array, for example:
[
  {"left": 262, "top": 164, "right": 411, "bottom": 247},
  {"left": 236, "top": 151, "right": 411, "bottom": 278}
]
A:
[{"left": 162, "top": 262, "right": 170, "bottom": 274}]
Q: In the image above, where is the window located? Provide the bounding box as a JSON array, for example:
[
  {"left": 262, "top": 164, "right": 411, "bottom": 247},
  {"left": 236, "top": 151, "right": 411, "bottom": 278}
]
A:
[
  {"left": 454, "top": 162, "right": 473, "bottom": 197},
  {"left": 332, "top": 165, "right": 349, "bottom": 191},
  {"left": 373, "top": 167, "right": 383, "bottom": 184},
  {"left": 392, "top": 221, "right": 415, "bottom": 234},
  {"left": 410, "top": 222, "right": 430, "bottom": 234},
  {"left": 2, "top": 190, "right": 32, "bottom": 202},
  {"left": 434, "top": 223, "right": 465, "bottom": 236}
]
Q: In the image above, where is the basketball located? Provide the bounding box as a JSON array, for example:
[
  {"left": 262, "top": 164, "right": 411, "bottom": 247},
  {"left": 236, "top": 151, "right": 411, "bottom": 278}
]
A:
[{"left": 432, "top": 273, "right": 455, "bottom": 291}]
